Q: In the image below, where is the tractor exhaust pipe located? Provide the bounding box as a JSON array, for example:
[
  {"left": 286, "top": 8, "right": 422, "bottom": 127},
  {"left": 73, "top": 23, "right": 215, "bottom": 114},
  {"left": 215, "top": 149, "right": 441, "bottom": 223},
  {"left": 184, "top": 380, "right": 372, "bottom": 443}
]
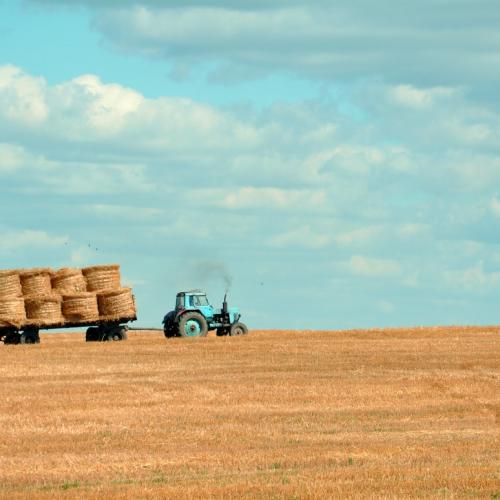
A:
[{"left": 222, "top": 293, "right": 228, "bottom": 315}]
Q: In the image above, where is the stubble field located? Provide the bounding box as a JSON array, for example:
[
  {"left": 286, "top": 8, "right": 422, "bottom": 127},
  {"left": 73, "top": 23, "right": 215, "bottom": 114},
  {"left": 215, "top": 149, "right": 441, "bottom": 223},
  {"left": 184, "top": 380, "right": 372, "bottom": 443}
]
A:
[{"left": 0, "top": 327, "right": 498, "bottom": 499}]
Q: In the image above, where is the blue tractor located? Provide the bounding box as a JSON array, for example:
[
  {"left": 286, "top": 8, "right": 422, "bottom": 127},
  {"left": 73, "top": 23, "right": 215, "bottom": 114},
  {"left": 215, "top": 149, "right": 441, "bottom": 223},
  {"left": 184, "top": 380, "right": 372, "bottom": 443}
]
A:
[{"left": 162, "top": 290, "right": 248, "bottom": 338}]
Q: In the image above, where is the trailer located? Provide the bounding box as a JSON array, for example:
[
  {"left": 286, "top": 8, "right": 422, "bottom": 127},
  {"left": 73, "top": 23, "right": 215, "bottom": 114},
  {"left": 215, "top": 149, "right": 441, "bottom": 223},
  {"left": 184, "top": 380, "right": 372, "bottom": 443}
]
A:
[
  {"left": 0, "top": 264, "right": 137, "bottom": 345},
  {"left": 0, "top": 314, "right": 136, "bottom": 344}
]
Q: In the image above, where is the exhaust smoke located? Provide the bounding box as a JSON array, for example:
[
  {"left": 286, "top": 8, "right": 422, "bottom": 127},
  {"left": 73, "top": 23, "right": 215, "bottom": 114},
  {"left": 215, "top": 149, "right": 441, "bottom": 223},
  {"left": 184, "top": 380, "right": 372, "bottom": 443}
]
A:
[{"left": 194, "top": 261, "right": 233, "bottom": 294}]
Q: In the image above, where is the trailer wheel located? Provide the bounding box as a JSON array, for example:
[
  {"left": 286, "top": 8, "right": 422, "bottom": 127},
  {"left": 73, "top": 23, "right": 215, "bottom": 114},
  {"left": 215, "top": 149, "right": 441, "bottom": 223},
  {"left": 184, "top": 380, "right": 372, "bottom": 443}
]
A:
[
  {"left": 178, "top": 312, "right": 208, "bottom": 337},
  {"left": 4, "top": 332, "right": 20, "bottom": 344},
  {"left": 20, "top": 329, "right": 40, "bottom": 344},
  {"left": 86, "top": 327, "right": 99, "bottom": 342},
  {"left": 108, "top": 327, "right": 127, "bottom": 341},
  {"left": 230, "top": 322, "right": 248, "bottom": 336}
]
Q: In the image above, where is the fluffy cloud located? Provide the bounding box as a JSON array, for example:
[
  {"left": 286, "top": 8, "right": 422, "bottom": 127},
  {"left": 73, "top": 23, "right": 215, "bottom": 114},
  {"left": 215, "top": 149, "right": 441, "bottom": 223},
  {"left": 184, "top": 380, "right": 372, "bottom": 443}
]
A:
[
  {"left": 29, "top": 1, "right": 500, "bottom": 87},
  {"left": 444, "top": 261, "right": 500, "bottom": 292},
  {"left": 0, "top": 66, "right": 261, "bottom": 153},
  {"left": 346, "top": 255, "right": 402, "bottom": 278},
  {"left": 0, "top": 230, "right": 68, "bottom": 256},
  {"left": 2, "top": 64, "right": 500, "bottom": 326},
  {"left": 0, "top": 65, "right": 48, "bottom": 125}
]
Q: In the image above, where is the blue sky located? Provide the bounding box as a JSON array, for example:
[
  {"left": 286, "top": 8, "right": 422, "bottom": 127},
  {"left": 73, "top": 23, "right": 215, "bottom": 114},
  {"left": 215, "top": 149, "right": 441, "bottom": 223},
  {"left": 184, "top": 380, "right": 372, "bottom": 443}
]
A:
[{"left": 1, "top": 0, "right": 500, "bottom": 329}]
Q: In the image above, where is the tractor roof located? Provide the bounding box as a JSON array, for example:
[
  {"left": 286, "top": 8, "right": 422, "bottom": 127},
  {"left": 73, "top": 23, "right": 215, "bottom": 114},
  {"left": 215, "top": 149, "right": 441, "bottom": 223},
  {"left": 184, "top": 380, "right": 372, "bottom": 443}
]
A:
[{"left": 177, "top": 289, "right": 206, "bottom": 295}]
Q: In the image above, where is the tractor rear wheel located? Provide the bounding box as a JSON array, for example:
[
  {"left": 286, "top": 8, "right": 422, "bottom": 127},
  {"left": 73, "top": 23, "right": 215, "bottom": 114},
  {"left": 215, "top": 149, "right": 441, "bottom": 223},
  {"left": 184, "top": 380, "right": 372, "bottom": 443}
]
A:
[
  {"left": 178, "top": 312, "right": 208, "bottom": 338},
  {"left": 230, "top": 322, "right": 248, "bottom": 336}
]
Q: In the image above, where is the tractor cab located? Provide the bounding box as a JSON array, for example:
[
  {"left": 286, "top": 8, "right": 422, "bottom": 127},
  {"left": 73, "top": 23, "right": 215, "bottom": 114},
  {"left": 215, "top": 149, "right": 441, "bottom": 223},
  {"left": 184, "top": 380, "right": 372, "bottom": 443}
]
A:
[{"left": 176, "top": 290, "right": 214, "bottom": 321}]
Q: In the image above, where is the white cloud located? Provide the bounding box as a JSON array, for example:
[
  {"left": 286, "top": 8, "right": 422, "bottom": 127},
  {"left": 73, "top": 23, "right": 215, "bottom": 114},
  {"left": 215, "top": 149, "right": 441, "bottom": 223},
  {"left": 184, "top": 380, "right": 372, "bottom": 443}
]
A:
[
  {"left": 305, "top": 145, "right": 415, "bottom": 178},
  {"left": 268, "top": 226, "right": 330, "bottom": 249},
  {"left": 346, "top": 255, "right": 401, "bottom": 277},
  {"left": 86, "top": 204, "right": 163, "bottom": 219},
  {"left": 444, "top": 261, "right": 500, "bottom": 292},
  {"left": 398, "top": 224, "right": 429, "bottom": 237},
  {"left": 491, "top": 198, "right": 500, "bottom": 218},
  {"left": 55, "top": 74, "right": 144, "bottom": 136},
  {"left": 0, "top": 230, "right": 68, "bottom": 255},
  {"left": 0, "top": 67, "right": 263, "bottom": 153},
  {"left": 335, "top": 226, "right": 382, "bottom": 246},
  {"left": 0, "top": 143, "right": 27, "bottom": 172},
  {"left": 377, "top": 300, "right": 395, "bottom": 314},
  {"left": 390, "top": 85, "right": 456, "bottom": 109},
  {"left": 0, "top": 65, "right": 48, "bottom": 125},
  {"left": 30, "top": 1, "right": 500, "bottom": 88},
  {"left": 201, "top": 187, "right": 327, "bottom": 210}
]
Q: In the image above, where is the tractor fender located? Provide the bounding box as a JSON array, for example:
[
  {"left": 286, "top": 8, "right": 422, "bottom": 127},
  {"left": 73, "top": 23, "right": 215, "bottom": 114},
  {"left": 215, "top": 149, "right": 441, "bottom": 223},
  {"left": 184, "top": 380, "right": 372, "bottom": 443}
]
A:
[
  {"left": 162, "top": 310, "right": 176, "bottom": 325},
  {"left": 174, "top": 309, "right": 204, "bottom": 323}
]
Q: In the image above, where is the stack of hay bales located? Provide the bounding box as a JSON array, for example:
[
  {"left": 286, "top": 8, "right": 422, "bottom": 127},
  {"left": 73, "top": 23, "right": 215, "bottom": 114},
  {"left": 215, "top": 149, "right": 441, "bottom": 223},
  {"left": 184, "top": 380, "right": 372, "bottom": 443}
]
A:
[
  {"left": 0, "top": 264, "right": 136, "bottom": 330},
  {"left": 55, "top": 268, "right": 100, "bottom": 323},
  {"left": 21, "top": 269, "right": 64, "bottom": 327},
  {"left": 82, "top": 265, "right": 136, "bottom": 321},
  {"left": 0, "top": 270, "right": 25, "bottom": 328}
]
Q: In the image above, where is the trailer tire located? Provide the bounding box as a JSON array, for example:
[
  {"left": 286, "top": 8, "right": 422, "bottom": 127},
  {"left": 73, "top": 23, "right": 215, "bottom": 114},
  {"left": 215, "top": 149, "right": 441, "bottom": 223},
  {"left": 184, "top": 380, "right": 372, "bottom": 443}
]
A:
[
  {"left": 4, "top": 332, "right": 19, "bottom": 344},
  {"left": 108, "top": 327, "right": 127, "bottom": 341},
  {"left": 230, "top": 322, "right": 248, "bottom": 336},
  {"left": 20, "top": 329, "right": 40, "bottom": 344},
  {"left": 178, "top": 312, "right": 208, "bottom": 337},
  {"left": 86, "top": 327, "right": 99, "bottom": 342}
]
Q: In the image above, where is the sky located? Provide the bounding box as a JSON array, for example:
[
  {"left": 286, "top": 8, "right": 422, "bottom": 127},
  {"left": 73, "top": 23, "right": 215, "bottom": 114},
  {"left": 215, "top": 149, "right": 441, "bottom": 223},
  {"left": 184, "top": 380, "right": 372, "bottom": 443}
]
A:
[{"left": 1, "top": 0, "right": 500, "bottom": 330}]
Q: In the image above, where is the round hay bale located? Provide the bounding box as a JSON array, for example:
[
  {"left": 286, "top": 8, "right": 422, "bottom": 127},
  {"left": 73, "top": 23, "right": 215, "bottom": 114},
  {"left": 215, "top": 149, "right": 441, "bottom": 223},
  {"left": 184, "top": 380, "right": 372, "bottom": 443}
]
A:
[
  {"left": 82, "top": 265, "right": 121, "bottom": 292},
  {"left": 0, "top": 298, "right": 26, "bottom": 327},
  {"left": 62, "top": 292, "right": 99, "bottom": 322},
  {"left": 20, "top": 268, "right": 53, "bottom": 297},
  {"left": 0, "top": 270, "right": 22, "bottom": 298},
  {"left": 97, "top": 287, "right": 136, "bottom": 319},
  {"left": 24, "top": 295, "right": 63, "bottom": 326},
  {"left": 52, "top": 268, "right": 87, "bottom": 294}
]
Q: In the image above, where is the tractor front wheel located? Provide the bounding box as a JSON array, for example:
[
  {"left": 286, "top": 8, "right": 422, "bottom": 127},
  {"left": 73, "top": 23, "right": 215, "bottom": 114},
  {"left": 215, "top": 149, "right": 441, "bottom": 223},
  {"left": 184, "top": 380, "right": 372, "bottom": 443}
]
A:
[
  {"left": 230, "top": 322, "right": 248, "bottom": 336},
  {"left": 178, "top": 312, "right": 208, "bottom": 338}
]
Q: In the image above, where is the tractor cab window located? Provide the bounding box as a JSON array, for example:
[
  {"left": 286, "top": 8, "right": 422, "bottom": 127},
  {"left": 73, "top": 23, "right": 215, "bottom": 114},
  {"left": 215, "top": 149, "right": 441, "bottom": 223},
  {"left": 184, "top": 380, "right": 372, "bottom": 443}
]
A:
[
  {"left": 176, "top": 295, "right": 183, "bottom": 309},
  {"left": 193, "top": 295, "right": 209, "bottom": 306}
]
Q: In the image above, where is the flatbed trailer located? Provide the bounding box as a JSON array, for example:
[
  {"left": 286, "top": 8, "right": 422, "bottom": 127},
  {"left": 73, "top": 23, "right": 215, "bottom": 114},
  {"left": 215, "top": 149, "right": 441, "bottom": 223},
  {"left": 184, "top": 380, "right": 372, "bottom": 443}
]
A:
[{"left": 0, "top": 315, "right": 137, "bottom": 344}]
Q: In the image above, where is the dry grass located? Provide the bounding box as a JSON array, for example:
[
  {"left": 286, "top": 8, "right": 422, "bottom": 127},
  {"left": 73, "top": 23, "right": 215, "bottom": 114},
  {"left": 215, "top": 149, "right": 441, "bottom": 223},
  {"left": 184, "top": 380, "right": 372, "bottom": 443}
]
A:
[{"left": 0, "top": 327, "right": 498, "bottom": 499}]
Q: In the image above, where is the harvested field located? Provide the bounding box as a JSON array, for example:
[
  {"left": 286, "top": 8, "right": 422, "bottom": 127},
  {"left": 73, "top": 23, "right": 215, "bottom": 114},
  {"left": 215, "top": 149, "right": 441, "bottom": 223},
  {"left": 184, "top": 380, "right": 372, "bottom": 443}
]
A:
[{"left": 0, "top": 327, "right": 498, "bottom": 499}]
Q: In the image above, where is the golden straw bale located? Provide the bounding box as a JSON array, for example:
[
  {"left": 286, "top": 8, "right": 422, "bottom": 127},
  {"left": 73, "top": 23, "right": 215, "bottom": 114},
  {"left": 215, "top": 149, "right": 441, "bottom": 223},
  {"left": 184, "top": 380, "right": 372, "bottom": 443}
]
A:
[
  {"left": 20, "top": 268, "right": 53, "bottom": 297},
  {"left": 97, "top": 287, "right": 136, "bottom": 320},
  {"left": 24, "top": 295, "right": 63, "bottom": 327},
  {"left": 52, "top": 268, "right": 87, "bottom": 294},
  {"left": 0, "top": 298, "right": 26, "bottom": 328},
  {"left": 82, "top": 265, "right": 121, "bottom": 292},
  {"left": 62, "top": 293, "right": 99, "bottom": 322},
  {"left": 0, "top": 270, "right": 22, "bottom": 298}
]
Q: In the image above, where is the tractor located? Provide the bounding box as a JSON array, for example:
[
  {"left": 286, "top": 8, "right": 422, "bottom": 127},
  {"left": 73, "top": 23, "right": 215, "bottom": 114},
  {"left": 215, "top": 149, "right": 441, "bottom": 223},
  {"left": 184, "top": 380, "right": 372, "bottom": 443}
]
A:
[{"left": 162, "top": 290, "right": 248, "bottom": 338}]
